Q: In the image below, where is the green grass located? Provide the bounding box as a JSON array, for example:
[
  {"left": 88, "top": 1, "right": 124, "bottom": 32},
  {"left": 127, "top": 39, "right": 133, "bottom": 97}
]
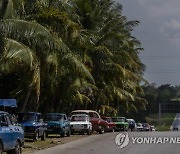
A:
[{"left": 145, "top": 113, "right": 176, "bottom": 131}]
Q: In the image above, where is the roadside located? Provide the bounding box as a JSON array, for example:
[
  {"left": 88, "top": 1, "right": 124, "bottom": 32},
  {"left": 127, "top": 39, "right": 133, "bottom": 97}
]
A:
[
  {"left": 146, "top": 113, "right": 176, "bottom": 131},
  {"left": 23, "top": 134, "right": 91, "bottom": 154}
]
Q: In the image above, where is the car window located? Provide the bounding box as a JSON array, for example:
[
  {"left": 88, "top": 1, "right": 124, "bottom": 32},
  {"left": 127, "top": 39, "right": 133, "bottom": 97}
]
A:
[
  {"left": 93, "top": 112, "right": 99, "bottom": 118},
  {"left": 0, "top": 114, "right": 8, "bottom": 126},
  {"left": 64, "top": 115, "right": 67, "bottom": 121},
  {"left": 89, "top": 112, "right": 94, "bottom": 118}
]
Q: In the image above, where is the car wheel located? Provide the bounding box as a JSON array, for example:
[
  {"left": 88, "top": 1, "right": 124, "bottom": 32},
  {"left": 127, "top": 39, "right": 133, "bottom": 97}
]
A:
[
  {"left": 0, "top": 142, "right": 3, "bottom": 154},
  {"left": 87, "top": 130, "right": 91, "bottom": 135},
  {"left": 33, "top": 131, "right": 39, "bottom": 141},
  {"left": 99, "top": 126, "right": 105, "bottom": 134},
  {"left": 41, "top": 131, "right": 46, "bottom": 141},
  {"left": 7, "top": 141, "right": 21, "bottom": 154},
  {"left": 67, "top": 129, "right": 71, "bottom": 137}
]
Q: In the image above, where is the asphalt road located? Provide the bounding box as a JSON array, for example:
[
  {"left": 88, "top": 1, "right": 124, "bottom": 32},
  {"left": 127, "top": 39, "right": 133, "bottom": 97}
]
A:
[{"left": 32, "top": 131, "right": 180, "bottom": 154}]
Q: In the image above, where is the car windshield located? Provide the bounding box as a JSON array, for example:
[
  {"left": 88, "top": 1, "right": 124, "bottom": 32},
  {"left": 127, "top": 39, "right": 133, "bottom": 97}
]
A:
[
  {"left": 17, "top": 113, "right": 36, "bottom": 122},
  {"left": 44, "top": 115, "right": 63, "bottom": 121},
  {"left": 71, "top": 116, "right": 88, "bottom": 122},
  {"left": 142, "top": 123, "right": 149, "bottom": 127},
  {"left": 113, "top": 118, "right": 125, "bottom": 122},
  {"left": 137, "top": 123, "right": 142, "bottom": 126}
]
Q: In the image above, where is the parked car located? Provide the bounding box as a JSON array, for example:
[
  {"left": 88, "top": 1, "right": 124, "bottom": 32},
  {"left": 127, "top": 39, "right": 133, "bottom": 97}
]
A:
[
  {"left": 44, "top": 113, "right": 71, "bottom": 137},
  {"left": 70, "top": 114, "right": 92, "bottom": 135},
  {"left": 112, "top": 117, "right": 129, "bottom": 131},
  {"left": 70, "top": 110, "right": 109, "bottom": 134},
  {"left": 136, "top": 123, "right": 143, "bottom": 131},
  {"left": 0, "top": 111, "right": 24, "bottom": 154},
  {"left": 101, "top": 116, "right": 116, "bottom": 132},
  {"left": 127, "top": 119, "right": 136, "bottom": 131},
  {"left": 142, "top": 123, "right": 151, "bottom": 131},
  {"left": 17, "top": 112, "right": 47, "bottom": 141},
  {"left": 150, "top": 125, "right": 156, "bottom": 131}
]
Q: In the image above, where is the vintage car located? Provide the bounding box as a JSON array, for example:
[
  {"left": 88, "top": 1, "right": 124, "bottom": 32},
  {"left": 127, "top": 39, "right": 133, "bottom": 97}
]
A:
[
  {"left": 17, "top": 112, "right": 47, "bottom": 141},
  {"left": 142, "top": 123, "right": 151, "bottom": 131},
  {"left": 70, "top": 114, "right": 92, "bottom": 135},
  {"left": 0, "top": 111, "right": 24, "bottom": 154},
  {"left": 101, "top": 116, "right": 116, "bottom": 132},
  {"left": 44, "top": 113, "right": 71, "bottom": 137},
  {"left": 112, "top": 117, "right": 129, "bottom": 131},
  {"left": 136, "top": 123, "right": 143, "bottom": 131},
  {"left": 70, "top": 110, "right": 109, "bottom": 134},
  {"left": 127, "top": 119, "right": 137, "bottom": 131}
]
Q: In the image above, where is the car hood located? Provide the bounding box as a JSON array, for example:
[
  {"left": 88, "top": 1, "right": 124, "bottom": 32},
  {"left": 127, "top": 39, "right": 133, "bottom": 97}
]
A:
[
  {"left": 45, "top": 121, "right": 64, "bottom": 126},
  {"left": 19, "top": 121, "right": 39, "bottom": 127},
  {"left": 114, "top": 122, "right": 129, "bottom": 125},
  {"left": 70, "top": 121, "right": 90, "bottom": 125}
]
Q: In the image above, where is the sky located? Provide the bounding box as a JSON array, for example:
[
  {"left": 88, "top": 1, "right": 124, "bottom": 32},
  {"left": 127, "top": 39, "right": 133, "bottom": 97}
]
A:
[{"left": 118, "top": 0, "right": 180, "bottom": 85}]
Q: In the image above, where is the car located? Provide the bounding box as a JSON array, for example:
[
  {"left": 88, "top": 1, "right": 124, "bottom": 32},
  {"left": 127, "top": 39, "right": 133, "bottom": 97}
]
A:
[
  {"left": 17, "top": 112, "right": 47, "bottom": 141},
  {"left": 127, "top": 119, "right": 137, "bottom": 131},
  {"left": 70, "top": 110, "right": 109, "bottom": 134},
  {"left": 70, "top": 114, "right": 92, "bottom": 135},
  {"left": 0, "top": 111, "right": 24, "bottom": 154},
  {"left": 112, "top": 117, "right": 129, "bottom": 131},
  {"left": 101, "top": 116, "right": 116, "bottom": 132},
  {"left": 136, "top": 123, "right": 143, "bottom": 131},
  {"left": 150, "top": 125, "right": 156, "bottom": 131},
  {"left": 44, "top": 113, "right": 71, "bottom": 137},
  {"left": 142, "top": 123, "right": 151, "bottom": 131}
]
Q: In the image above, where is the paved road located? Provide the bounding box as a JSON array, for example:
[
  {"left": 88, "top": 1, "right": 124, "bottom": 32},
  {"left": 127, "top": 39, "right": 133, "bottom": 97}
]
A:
[
  {"left": 170, "top": 113, "right": 180, "bottom": 130},
  {"left": 32, "top": 131, "right": 180, "bottom": 154}
]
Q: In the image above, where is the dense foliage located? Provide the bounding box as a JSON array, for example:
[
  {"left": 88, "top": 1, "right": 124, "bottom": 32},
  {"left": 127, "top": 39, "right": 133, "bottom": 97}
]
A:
[{"left": 0, "top": 0, "right": 147, "bottom": 115}]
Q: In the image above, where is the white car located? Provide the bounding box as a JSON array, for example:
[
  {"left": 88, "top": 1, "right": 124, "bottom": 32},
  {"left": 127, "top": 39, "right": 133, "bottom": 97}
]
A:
[
  {"left": 136, "top": 123, "right": 143, "bottom": 131},
  {"left": 70, "top": 114, "right": 92, "bottom": 135}
]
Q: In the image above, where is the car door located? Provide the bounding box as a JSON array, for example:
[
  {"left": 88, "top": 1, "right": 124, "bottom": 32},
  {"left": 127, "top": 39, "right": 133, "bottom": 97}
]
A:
[
  {"left": 63, "top": 115, "right": 69, "bottom": 133},
  {"left": 0, "top": 114, "right": 15, "bottom": 150}
]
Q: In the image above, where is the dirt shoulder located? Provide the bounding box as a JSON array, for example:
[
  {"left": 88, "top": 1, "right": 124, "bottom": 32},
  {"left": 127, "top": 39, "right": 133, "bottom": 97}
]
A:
[{"left": 23, "top": 134, "right": 91, "bottom": 154}]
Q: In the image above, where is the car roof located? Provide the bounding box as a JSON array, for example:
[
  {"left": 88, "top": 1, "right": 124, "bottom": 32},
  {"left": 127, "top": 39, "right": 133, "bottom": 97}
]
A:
[
  {"left": 71, "top": 114, "right": 89, "bottom": 117},
  {"left": 71, "top": 110, "right": 98, "bottom": 113}
]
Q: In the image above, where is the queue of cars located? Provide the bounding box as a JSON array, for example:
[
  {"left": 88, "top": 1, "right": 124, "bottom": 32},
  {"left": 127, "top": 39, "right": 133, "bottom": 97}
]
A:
[{"left": 0, "top": 102, "right": 156, "bottom": 154}]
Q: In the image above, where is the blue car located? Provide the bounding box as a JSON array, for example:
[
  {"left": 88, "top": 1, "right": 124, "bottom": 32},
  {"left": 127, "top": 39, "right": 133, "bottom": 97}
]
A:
[
  {"left": 0, "top": 111, "right": 24, "bottom": 154},
  {"left": 17, "top": 112, "right": 47, "bottom": 141},
  {"left": 44, "top": 113, "right": 71, "bottom": 137}
]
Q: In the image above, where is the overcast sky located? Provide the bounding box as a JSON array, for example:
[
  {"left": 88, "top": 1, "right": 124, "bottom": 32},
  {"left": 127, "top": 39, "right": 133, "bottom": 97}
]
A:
[{"left": 118, "top": 0, "right": 180, "bottom": 85}]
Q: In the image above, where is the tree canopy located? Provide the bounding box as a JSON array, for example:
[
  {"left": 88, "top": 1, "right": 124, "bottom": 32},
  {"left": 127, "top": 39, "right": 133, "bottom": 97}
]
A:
[{"left": 0, "top": 0, "right": 147, "bottom": 116}]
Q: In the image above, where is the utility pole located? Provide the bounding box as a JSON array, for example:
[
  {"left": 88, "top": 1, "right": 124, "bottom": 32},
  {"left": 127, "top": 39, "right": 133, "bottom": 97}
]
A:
[{"left": 159, "top": 103, "right": 161, "bottom": 126}]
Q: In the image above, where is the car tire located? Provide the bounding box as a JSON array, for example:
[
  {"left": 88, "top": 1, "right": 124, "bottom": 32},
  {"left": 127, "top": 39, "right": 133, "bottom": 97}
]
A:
[
  {"left": 7, "top": 141, "right": 21, "bottom": 154},
  {"left": 87, "top": 130, "right": 91, "bottom": 135},
  {"left": 99, "top": 126, "right": 105, "bottom": 134},
  {"left": 33, "top": 131, "right": 39, "bottom": 141},
  {"left": 41, "top": 131, "right": 46, "bottom": 141},
  {"left": 67, "top": 130, "right": 71, "bottom": 137},
  {"left": 0, "top": 142, "right": 3, "bottom": 154}
]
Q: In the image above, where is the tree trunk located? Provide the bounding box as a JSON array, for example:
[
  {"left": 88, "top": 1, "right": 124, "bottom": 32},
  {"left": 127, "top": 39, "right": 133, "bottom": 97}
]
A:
[{"left": 19, "top": 87, "right": 32, "bottom": 112}]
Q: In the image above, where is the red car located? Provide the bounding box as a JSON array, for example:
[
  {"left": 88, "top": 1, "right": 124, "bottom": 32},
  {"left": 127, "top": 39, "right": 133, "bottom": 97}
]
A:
[
  {"left": 70, "top": 110, "right": 109, "bottom": 134},
  {"left": 101, "top": 116, "right": 116, "bottom": 132}
]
